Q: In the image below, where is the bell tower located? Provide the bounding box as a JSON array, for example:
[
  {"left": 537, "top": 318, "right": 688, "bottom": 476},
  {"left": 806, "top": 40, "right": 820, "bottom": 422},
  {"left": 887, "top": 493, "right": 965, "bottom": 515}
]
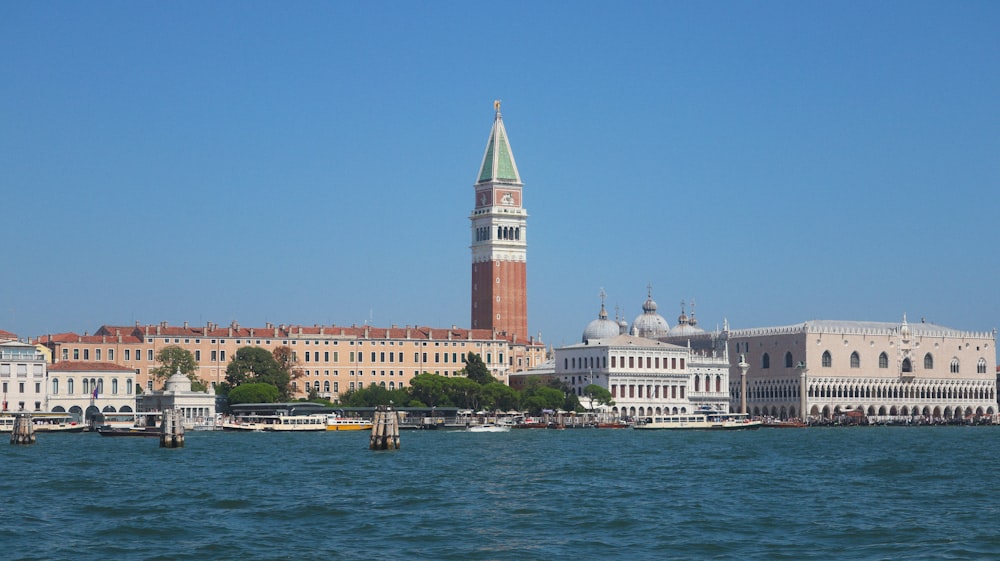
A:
[{"left": 470, "top": 101, "right": 528, "bottom": 339}]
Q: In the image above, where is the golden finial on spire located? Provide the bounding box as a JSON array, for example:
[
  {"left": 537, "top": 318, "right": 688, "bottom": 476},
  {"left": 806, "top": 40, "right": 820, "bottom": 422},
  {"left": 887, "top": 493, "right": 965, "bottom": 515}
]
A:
[{"left": 494, "top": 99, "right": 501, "bottom": 112}]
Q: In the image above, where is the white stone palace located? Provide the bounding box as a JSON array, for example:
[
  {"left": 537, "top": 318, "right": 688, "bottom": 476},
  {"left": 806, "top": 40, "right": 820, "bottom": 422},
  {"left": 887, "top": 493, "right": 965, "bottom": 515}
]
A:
[
  {"left": 669, "top": 315, "right": 997, "bottom": 422},
  {"left": 551, "top": 289, "right": 731, "bottom": 418}
]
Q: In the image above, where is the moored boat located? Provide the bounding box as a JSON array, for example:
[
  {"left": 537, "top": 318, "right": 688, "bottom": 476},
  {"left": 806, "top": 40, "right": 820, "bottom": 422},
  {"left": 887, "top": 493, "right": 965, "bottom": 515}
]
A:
[
  {"left": 634, "top": 409, "right": 762, "bottom": 430},
  {"left": 96, "top": 425, "right": 162, "bottom": 437},
  {"left": 326, "top": 415, "right": 373, "bottom": 431},
  {"left": 222, "top": 413, "right": 328, "bottom": 432},
  {"left": 761, "top": 419, "right": 808, "bottom": 428},
  {"left": 467, "top": 423, "right": 511, "bottom": 433},
  {"left": 0, "top": 413, "right": 85, "bottom": 433}
]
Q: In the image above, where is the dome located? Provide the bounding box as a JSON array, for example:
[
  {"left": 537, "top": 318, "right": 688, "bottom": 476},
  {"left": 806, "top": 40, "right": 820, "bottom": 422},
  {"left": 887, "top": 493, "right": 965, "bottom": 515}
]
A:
[
  {"left": 582, "top": 297, "right": 621, "bottom": 343},
  {"left": 668, "top": 323, "right": 704, "bottom": 337},
  {"left": 164, "top": 369, "right": 192, "bottom": 392},
  {"left": 631, "top": 286, "right": 670, "bottom": 338},
  {"left": 668, "top": 300, "right": 704, "bottom": 337}
]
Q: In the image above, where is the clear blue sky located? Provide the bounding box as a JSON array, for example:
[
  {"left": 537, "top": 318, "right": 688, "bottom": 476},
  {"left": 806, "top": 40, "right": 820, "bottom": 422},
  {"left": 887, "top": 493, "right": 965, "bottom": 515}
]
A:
[{"left": 2, "top": 1, "right": 998, "bottom": 352}]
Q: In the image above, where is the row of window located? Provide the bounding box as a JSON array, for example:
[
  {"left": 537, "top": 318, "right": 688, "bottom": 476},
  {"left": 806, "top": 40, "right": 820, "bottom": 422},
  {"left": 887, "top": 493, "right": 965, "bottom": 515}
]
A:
[
  {"left": 290, "top": 380, "right": 404, "bottom": 393},
  {"left": 1, "top": 381, "right": 41, "bottom": 395},
  {"left": 474, "top": 226, "right": 521, "bottom": 242},
  {"left": 63, "top": 348, "right": 152, "bottom": 362},
  {"left": 734, "top": 379, "right": 995, "bottom": 402},
  {"left": 761, "top": 350, "right": 989, "bottom": 374},
  {"left": 611, "top": 384, "right": 687, "bottom": 400},
  {"left": 59, "top": 347, "right": 501, "bottom": 366},
  {"left": 0, "top": 363, "right": 46, "bottom": 376},
  {"left": 565, "top": 355, "right": 687, "bottom": 371},
  {"left": 49, "top": 377, "right": 133, "bottom": 396},
  {"left": 300, "top": 351, "right": 493, "bottom": 364}
]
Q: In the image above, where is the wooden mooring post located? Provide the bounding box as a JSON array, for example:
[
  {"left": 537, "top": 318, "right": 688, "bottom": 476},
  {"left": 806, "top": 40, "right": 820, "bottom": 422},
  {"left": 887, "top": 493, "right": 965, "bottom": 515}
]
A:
[
  {"left": 11, "top": 413, "right": 35, "bottom": 445},
  {"left": 369, "top": 405, "right": 400, "bottom": 450},
  {"left": 160, "top": 409, "right": 185, "bottom": 448}
]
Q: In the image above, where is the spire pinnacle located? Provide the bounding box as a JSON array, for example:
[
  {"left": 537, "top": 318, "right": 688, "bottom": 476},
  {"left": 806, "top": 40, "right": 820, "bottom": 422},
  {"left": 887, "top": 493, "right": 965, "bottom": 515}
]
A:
[{"left": 477, "top": 102, "right": 521, "bottom": 184}]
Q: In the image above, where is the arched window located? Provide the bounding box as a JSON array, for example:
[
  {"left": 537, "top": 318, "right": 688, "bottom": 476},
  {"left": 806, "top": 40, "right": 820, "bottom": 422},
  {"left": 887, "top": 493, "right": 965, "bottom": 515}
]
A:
[
  {"left": 879, "top": 352, "right": 889, "bottom": 369},
  {"left": 515, "top": 228, "right": 520, "bottom": 240},
  {"left": 52, "top": 378, "right": 59, "bottom": 395},
  {"left": 924, "top": 353, "right": 934, "bottom": 370},
  {"left": 762, "top": 353, "right": 770, "bottom": 369},
  {"left": 785, "top": 352, "right": 793, "bottom": 368},
  {"left": 323, "top": 381, "right": 330, "bottom": 392},
  {"left": 850, "top": 352, "right": 860, "bottom": 368},
  {"left": 694, "top": 377, "right": 701, "bottom": 391},
  {"left": 950, "top": 358, "right": 960, "bottom": 374},
  {"left": 67, "top": 378, "right": 74, "bottom": 395},
  {"left": 83, "top": 379, "right": 89, "bottom": 394},
  {"left": 822, "top": 351, "right": 832, "bottom": 368},
  {"left": 902, "top": 358, "right": 912, "bottom": 373},
  {"left": 112, "top": 379, "right": 118, "bottom": 395},
  {"left": 977, "top": 358, "right": 987, "bottom": 374}
]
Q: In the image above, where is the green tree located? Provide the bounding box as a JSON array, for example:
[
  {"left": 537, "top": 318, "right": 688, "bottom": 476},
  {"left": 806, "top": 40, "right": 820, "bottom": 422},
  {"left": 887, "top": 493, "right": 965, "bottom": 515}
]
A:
[
  {"left": 541, "top": 378, "right": 582, "bottom": 412},
  {"left": 480, "top": 382, "right": 520, "bottom": 412},
  {"left": 522, "top": 386, "right": 564, "bottom": 415},
  {"left": 408, "top": 373, "right": 450, "bottom": 407},
  {"left": 272, "top": 345, "right": 301, "bottom": 382},
  {"left": 447, "top": 376, "right": 482, "bottom": 410},
  {"left": 338, "top": 384, "right": 409, "bottom": 407},
  {"left": 582, "top": 384, "right": 614, "bottom": 409},
  {"left": 225, "top": 346, "right": 291, "bottom": 400},
  {"left": 463, "top": 353, "right": 496, "bottom": 385},
  {"left": 150, "top": 346, "right": 206, "bottom": 391},
  {"left": 228, "top": 382, "right": 280, "bottom": 405}
]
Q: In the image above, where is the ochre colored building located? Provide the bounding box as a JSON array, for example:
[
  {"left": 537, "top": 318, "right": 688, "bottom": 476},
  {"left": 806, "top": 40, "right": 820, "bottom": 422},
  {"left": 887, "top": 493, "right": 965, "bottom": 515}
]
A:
[{"left": 36, "top": 322, "right": 545, "bottom": 399}]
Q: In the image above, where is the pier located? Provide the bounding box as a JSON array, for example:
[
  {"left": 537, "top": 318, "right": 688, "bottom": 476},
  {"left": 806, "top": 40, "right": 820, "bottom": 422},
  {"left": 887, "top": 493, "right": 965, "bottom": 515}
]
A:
[
  {"left": 369, "top": 405, "right": 400, "bottom": 450},
  {"left": 10, "top": 414, "right": 35, "bottom": 445},
  {"left": 159, "top": 409, "right": 185, "bottom": 448}
]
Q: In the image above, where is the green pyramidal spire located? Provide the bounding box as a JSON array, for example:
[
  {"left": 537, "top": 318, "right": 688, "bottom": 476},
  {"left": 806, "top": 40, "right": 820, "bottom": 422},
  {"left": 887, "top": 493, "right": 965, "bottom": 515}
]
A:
[{"left": 477, "top": 101, "right": 521, "bottom": 184}]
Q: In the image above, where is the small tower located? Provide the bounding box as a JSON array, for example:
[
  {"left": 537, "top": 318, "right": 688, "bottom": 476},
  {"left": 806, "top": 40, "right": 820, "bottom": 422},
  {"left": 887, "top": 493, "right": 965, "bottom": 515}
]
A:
[{"left": 470, "top": 101, "right": 528, "bottom": 338}]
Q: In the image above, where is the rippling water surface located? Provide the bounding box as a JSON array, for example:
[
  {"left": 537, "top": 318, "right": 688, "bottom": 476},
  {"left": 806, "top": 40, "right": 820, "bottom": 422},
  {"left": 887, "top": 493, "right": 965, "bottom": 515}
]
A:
[{"left": 3, "top": 427, "right": 998, "bottom": 560}]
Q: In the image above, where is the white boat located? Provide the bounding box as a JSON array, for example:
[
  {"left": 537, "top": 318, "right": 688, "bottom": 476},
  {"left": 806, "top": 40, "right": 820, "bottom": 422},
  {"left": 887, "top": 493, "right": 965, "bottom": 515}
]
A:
[
  {"left": 466, "top": 423, "right": 511, "bottom": 433},
  {"left": 633, "top": 409, "right": 762, "bottom": 430},
  {"left": 326, "top": 415, "right": 373, "bottom": 431},
  {"left": 0, "top": 412, "right": 86, "bottom": 433},
  {"left": 222, "top": 413, "right": 328, "bottom": 432}
]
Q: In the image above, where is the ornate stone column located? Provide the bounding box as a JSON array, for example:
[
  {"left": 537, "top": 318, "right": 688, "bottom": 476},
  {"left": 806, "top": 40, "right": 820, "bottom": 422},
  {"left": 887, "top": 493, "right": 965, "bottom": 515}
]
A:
[{"left": 738, "top": 355, "right": 749, "bottom": 415}]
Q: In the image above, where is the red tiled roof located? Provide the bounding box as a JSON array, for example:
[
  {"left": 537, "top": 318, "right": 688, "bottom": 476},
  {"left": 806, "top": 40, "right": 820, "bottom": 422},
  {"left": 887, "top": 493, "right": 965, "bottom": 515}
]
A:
[
  {"left": 34, "top": 332, "right": 142, "bottom": 344},
  {"left": 48, "top": 361, "right": 135, "bottom": 372},
  {"left": 38, "top": 321, "right": 545, "bottom": 347},
  {"left": 0, "top": 329, "right": 17, "bottom": 341}
]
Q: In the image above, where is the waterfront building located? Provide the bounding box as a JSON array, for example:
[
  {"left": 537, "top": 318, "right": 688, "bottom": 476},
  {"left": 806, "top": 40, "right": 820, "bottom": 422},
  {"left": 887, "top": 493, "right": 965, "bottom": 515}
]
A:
[
  {"left": 35, "top": 321, "right": 546, "bottom": 399},
  {"left": 0, "top": 339, "right": 47, "bottom": 413},
  {"left": 46, "top": 361, "right": 136, "bottom": 422},
  {"left": 664, "top": 316, "right": 997, "bottom": 421},
  {"left": 527, "top": 292, "right": 731, "bottom": 418},
  {"left": 138, "top": 369, "right": 217, "bottom": 428},
  {"left": 0, "top": 329, "right": 17, "bottom": 343},
  {"left": 470, "top": 101, "right": 528, "bottom": 339}
]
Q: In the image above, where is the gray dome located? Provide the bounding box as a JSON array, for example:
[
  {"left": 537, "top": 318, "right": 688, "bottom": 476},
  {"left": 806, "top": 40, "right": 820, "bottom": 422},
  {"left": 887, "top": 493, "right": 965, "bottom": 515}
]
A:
[
  {"left": 631, "top": 289, "right": 670, "bottom": 338},
  {"left": 583, "top": 301, "right": 621, "bottom": 342},
  {"left": 668, "top": 301, "right": 704, "bottom": 336},
  {"left": 164, "top": 369, "right": 192, "bottom": 392},
  {"left": 668, "top": 323, "right": 704, "bottom": 337}
]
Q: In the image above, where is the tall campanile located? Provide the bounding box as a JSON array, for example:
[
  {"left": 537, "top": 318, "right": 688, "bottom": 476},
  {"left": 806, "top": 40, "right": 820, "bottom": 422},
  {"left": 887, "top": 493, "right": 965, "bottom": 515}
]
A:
[{"left": 470, "top": 101, "right": 528, "bottom": 339}]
